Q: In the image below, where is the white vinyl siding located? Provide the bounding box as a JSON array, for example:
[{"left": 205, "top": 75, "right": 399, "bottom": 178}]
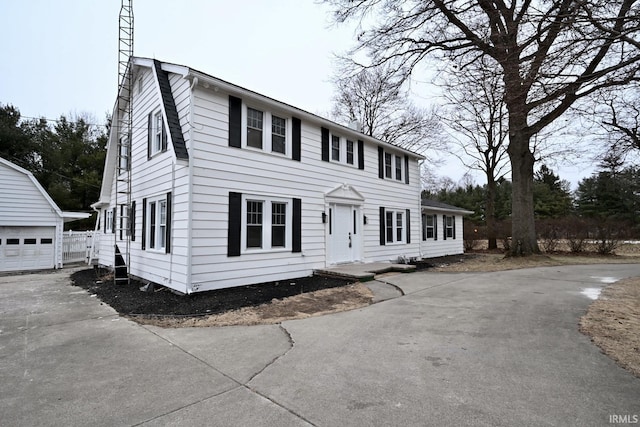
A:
[
  {"left": 0, "top": 160, "right": 64, "bottom": 271},
  {"left": 188, "top": 86, "right": 421, "bottom": 291},
  {"left": 420, "top": 210, "right": 465, "bottom": 258}
]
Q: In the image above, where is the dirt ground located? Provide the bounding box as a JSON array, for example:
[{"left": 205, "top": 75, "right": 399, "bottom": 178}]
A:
[{"left": 69, "top": 244, "right": 640, "bottom": 377}]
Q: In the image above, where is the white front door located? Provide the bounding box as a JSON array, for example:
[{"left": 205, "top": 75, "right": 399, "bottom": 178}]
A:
[{"left": 329, "top": 204, "right": 361, "bottom": 264}]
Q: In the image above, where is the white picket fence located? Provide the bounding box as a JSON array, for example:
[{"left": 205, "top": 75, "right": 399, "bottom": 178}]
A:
[{"left": 62, "top": 231, "right": 94, "bottom": 264}]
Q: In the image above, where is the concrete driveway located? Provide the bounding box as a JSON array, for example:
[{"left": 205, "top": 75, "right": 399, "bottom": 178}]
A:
[{"left": 1, "top": 265, "right": 639, "bottom": 426}]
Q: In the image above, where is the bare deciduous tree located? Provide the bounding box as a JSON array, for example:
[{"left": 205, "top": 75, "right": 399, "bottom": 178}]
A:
[
  {"left": 439, "top": 56, "right": 510, "bottom": 249},
  {"left": 324, "top": 0, "right": 640, "bottom": 255},
  {"left": 332, "top": 62, "right": 442, "bottom": 155}
]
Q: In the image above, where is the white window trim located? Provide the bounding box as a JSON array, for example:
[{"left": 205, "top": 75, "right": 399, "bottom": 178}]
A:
[
  {"left": 105, "top": 209, "right": 113, "bottom": 233},
  {"left": 119, "top": 135, "right": 130, "bottom": 172},
  {"left": 445, "top": 215, "right": 455, "bottom": 239},
  {"left": 242, "top": 104, "right": 292, "bottom": 156},
  {"left": 146, "top": 194, "right": 167, "bottom": 252},
  {"left": 151, "top": 111, "right": 164, "bottom": 156},
  {"left": 241, "top": 194, "right": 293, "bottom": 253},
  {"left": 423, "top": 214, "right": 435, "bottom": 240},
  {"left": 385, "top": 209, "right": 405, "bottom": 245},
  {"left": 329, "top": 133, "right": 359, "bottom": 168}
]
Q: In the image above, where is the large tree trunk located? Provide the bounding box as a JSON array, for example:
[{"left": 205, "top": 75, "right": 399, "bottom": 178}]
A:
[
  {"left": 485, "top": 173, "right": 498, "bottom": 250},
  {"left": 507, "top": 133, "right": 540, "bottom": 256}
]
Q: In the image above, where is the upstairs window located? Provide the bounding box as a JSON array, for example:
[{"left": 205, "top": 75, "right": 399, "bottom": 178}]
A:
[
  {"left": 385, "top": 153, "right": 392, "bottom": 178},
  {"left": 272, "top": 115, "right": 286, "bottom": 154},
  {"left": 247, "top": 108, "right": 264, "bottom": 149},
  {"left": 119, "top": 136, "right": 130, "bottom": 172},
  {"left": 331, "top": 135, "right": 340, "bottom": 161},
  {"left": 154, "top": 112, "right": 163, "bottom": 154},
  {"left": 346, "top": 140, "right": 354, "bottom": 165},
  {"left": 395, "top": 156, "right": 402, "bottom": 181},
  {"left": 244, "top": 106, "right": 290, "bottom": 155}
]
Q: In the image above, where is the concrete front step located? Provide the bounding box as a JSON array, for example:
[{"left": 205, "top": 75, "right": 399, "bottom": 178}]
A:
[{"left": 314, "top": 262, "right": 415, "bottom": 282}]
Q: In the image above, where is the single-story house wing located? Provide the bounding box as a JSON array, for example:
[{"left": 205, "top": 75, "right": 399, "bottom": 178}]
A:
[{"left": 420, "top": 198, "right": 474, "bottom": 258}]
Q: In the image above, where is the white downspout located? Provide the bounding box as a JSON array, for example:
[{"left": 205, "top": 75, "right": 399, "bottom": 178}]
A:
[
  {"left": 186, "top": 77, "right": 198, "bottom": 294},
  {"left": 169, "top": 160, "right": 175, "bottom": 287}
]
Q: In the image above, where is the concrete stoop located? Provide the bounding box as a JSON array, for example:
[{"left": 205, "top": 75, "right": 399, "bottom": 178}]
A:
[{"left": 314, "top": 262, "right": 415, "bottom": 282}]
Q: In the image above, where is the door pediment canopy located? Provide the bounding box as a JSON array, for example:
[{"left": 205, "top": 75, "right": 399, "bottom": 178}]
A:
[{"left": 325, "top": 183, "right": 365, "bottom": 204}]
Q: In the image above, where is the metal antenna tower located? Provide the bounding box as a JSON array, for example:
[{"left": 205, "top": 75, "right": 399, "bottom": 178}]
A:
[{"left": 114, "top": 0, "right": 133, "bottom": 285}]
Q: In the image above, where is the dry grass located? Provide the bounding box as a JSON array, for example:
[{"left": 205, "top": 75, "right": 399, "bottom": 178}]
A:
[
  {"left": 132, "top": 282, "right": 373, "bottom": 328},
  {"left": 580, "top": 277, "right": 640, "bottom": 378}
]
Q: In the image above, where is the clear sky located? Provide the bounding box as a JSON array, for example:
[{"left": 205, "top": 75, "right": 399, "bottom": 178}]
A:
[{"left": 0, "top": 0, "right": 595, "bottom": 187}]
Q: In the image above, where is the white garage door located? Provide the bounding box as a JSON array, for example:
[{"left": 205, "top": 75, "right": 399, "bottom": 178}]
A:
[{"left": 0, "top": 226, "right": 56, "bottom": 272}]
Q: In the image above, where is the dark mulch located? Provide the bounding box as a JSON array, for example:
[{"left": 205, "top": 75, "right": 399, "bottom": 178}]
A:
[
  {"left": 70, "top": 268, "right": 352, "bottom": 317},
  {"left": 410, "top": 254, "right": 471, "bottom": 270}
]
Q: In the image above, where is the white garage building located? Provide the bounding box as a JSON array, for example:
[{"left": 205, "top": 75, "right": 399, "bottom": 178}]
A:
[{"left": 0, "top": 157, "right": 89, "bottom": 272}]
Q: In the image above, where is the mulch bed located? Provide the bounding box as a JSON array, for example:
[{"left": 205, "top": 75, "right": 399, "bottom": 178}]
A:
[{"left": 70, "top": 268, "right": 352, "bottom": 317}]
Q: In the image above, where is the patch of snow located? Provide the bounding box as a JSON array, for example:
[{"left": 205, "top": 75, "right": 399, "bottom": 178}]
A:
[
  {"left": 581, "top": 288, "right": 602, "bottom": 300},
  {"left": 590, "top": 276, "right": 618, "bottom": 284}
]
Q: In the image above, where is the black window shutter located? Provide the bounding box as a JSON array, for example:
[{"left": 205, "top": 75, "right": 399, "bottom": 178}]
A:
[
  {"left": 112, "top": 207, "right": 116, "bottom": 234},
  {"left": 292, "top": 198, "right": 302, "bottom": 253},
  {"left": 130, "top": 201, "right": 136, "bottom": 241},
  {"left": 103, "top": 210, "right": 106, "bottom": 232},
  {"left": 357, "top": 140, "right": 364, "bottom": 170},
  {"left": 165, "top": 192, "right": 172, "bottom": 254},
  {"left": 292, "top": 117, "right": 301, "bottom": 161},
  {"left": 433, "top": 214, "right": 438, "bottom": 241},
  {"left": 229, "top": 95, "right": 242, "bottom": 148},
  {"left": 321, "top": 127, "right": 329, "bottom": 162},
  {"left": 161, "top": 115, "right": 168, "bottom": 152},
  {"left": 379, "top": 207, "right": 386, "bottom": 245},
  {"left": 119, "top": 205, "right": 123, "bottom": 240},
  {"left": 453, "top": 215, "right": 456, "bottom": 239},
  {"left": 147, "top": 113, "right": 152, "bottom": 160},
  {"left": 443, "top": 215, "right": 447, "bottom": 240},
  {"left": 404, "top": 155, "right": 409, "bottom": 184},
  {"left": 421, "top": 213, "right": 426, "bottom": 241},
  {"left": 378, "top": 147, "right": 384, "bottom": 178},
  {"left": 406, "top": 209, "right": 411, "bottom": 244},
  {"left": 228, "top": 192, "right": 242, "bottom": 256},
  {"left": 142, "top": 198, "right": 147, "bottom": 249}
]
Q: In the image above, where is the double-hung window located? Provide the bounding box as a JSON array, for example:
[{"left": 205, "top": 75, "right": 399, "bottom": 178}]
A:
[
  {"left": 119, "top": 136, "right": 130, "bottom": 171},
  {"left": 445, "top": 215, "right": 454, "bottom": 239},
  {"left": 243, "top": 195, "right": 291, "bottom": 252},
  {"left": 105, "top": 209, "right": 113, "bottom": 233},
  {"left": 346, "top": 140, "right": 354, "bottom": 165},
  {"left": 272, "top": 115, "right": 286, "bottom": 154},
  {"left": 247, "top": 108, "right": 264, "bottom": 149},
  {"left": 245, "top": 106, "right": 289, "bottom": 154},
  {"left": 385, "top": 153, "right": 392, "bottom": 178},
  {"left": 153, "top": 112, "right": 163, "bottom": 154},
  {"left": 422, "top": 214, "right": 435, "bottom": 240},
  {"left": 395, "top": 156, "right": 402, "bottom": 181},
  {"left": 331, "top": 135, "right": 340, "bottom": 161},
  {"left": 147, "top": 195, "right": 168, "bottom": 251},
  {"left": 384, "top": 209, "right": 405, "bottom": 244}
]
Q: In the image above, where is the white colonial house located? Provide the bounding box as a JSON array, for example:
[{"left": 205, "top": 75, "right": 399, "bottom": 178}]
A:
[
  {"left": 91, "top": 58, "right": 425, "bottom": 293},
  {"left": 0, "top": 157, "right": 90, "bottom": 272},
  {"left": 420, "top": 199, "right": 474, "bottom": 258}
]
